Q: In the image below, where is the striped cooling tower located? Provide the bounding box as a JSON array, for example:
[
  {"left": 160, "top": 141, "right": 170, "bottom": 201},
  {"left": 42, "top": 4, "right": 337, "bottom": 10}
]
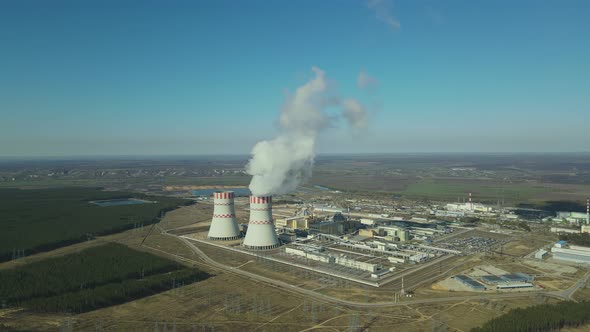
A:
[
  {"left": 242, "top": 195, "right": 280, "bottom": 250},
  {"left": 207, "top": 191, "right": 242, "bottom": 241}
]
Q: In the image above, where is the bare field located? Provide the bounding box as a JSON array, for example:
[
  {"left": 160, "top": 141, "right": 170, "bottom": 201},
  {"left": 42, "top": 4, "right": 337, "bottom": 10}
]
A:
[
  {"left": 159, "top": 203, "right": 213, "bottom": 230},
  {"left": 573, "top": 279, "right": 590, "bottom": 301},
  {"left": 499, "top": 232, "right": 556, "bottom": 257},
  {"left": 2, "top": 268, "right": 556, "bottom": 332}
]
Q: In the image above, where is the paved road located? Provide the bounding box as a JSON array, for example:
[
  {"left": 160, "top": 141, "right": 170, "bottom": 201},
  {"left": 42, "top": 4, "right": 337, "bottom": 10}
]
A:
[
  {"left": 168, "top": 233, "right": 576, "bottom": 309},
  {"left": 558, "top": 269, "right": 590, "bottom": 300}
]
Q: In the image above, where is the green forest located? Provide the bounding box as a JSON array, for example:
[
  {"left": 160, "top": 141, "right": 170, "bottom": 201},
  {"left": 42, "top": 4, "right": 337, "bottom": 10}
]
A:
[
  {"left": 0, "top": 187, "right": 190, "bottom": 262},
  {"left": 0, "top": 243, "right": 209, "bottom": 313},
  {"left": 471, "top": 301, "right": 590, "bottom": 332}
]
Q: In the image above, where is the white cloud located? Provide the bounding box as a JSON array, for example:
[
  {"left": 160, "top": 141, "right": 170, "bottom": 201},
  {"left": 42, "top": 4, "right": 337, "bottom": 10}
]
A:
[
  {"left": 367, "top": 0, "right": 400, "bottom": 30},
  {"left": 357, "top": 70, "right": 379, "bottom": 90}
]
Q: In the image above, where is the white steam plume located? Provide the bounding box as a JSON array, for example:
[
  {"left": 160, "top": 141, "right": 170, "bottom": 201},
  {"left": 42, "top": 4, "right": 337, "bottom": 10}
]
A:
[{"left": 246, "top": 67, "right": 368, "bottom": 196}]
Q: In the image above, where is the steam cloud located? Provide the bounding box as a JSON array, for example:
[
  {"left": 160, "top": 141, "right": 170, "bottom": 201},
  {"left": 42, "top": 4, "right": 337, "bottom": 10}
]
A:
[{"left": 246, "top": 67, "right": 368, "bottom": 196}]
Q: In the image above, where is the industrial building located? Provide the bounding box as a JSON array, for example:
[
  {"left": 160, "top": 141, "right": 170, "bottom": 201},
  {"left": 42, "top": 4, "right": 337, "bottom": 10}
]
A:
[
  {"left": 275, "top": 215, "right": 309, "bottom": 230},
  {"left": 453, "top": 275, "right": 486, "bottom": 290},
  {"left": 285, "top": 247, "right": 333, "bottom": 263},
  {"left": 556, "top": 211, "right": 588, "bottom": 225},
  {"left": 502, "top": 273, "right": 533, "bottom": 283},
  {"left": 242, "top": 195, "right": 280, "bottom": 250},
  {"left": 550, "top": 227, "right": 580, "bottom": 235},
  {"left": 496, "top": 283, "right": 533, "bottom": 289},
  {"left": 551, "top": 241, "right": 590, "bottom": 264},
  {"left": 207, "top": 191, "right": 242, "bottom": 241},
  {"left": 534, "top": 249, "right": 548, "bottom": 260},
  {"left": 446, "top": 202, "right": 493, "bottom": 213},
  {"left": 309, "top": 220, "right": 344, "bottom": 235},
  {"left": 313, "top": 205, "right": 344, "bottom": 214},
  {"left": 284, "top": 246, "right": 382, "bottom": 272},
  {"left": 481, "top": 273, "right": 533, "bottom": 285},
  {"left": 378, "top": 225, "right": 410, "bottom": 242},
  {"left": 481, "top": 275, "right": 504, "bottom": 285},
  {"left": 435, "top": 210, "right": 465, "bottom": 218}
]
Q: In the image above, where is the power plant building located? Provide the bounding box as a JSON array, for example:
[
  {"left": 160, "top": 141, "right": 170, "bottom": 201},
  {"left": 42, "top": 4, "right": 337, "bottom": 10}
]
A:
[
  {"left": 275, "top": 216, "right": 309, "bottom": 230},
  {"left": 207, "top": 191, "right": 242, "bottom": 241},
  {"left": 551, "top": 242, "right": 590, "bottom": 264},
  {"left": 309, "top": 221, "right": 344, "bottom": 235},
  {"left": 334, "top": 256, "right": 380, "bottom": 273},
  {"left": 243, "top": 195, "right": 280, "bottom": 250}
]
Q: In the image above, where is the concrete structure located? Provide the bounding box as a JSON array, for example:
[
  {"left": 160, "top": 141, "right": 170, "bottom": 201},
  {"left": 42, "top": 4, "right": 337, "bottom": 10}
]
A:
[
  {"left": 534, "top": 249, "right": 548, "bottom": 260},
  {"left": 243, "top": 195, "right": 280, "bottom": 250},
  {"left": 207, "top": 191, "right": 241, "bottom": 241},
  {"left": 360, "top": 218, "right": 375, "bottom": 226},
  {"left": 446, "top": 202, "right": 493, "bottom": 213},
  {"left": 309, "top": 221, "right": 344, "bottom": 235},
  {"left": 313, "top": 205, "right": 344, "bottom": 214},
  {"left": 335, "top": 256, "right": 380, "bottom": 273},
  {"left": 556, "top": 211, "right": 589, "bottom": 225},
  {"left": 278, "top": 232, "right": 297, "bottom": 243},
  {"left": 481, "top": 275, "right": 505, "bottom": 285},
  {"left": 550, "top": 227, "right": 580, "bottom": 234},
  {"left": 378, "top": 225, "right": 410, "bottom": 242},
  {"left": 496, "top": 283, "right": 533, "bottom": 289},
  {"left": 555, "top": 240, "right": 568, "bottom": 248},
  {"left": 551, "top": 242, "right": 590, "bottom": 264},
  {"left": 502, "top": 273, "right": 533, "bottom": 283},
  {"left": 275, "top": 216, "right": 309, "bottom": 230},
  {"left": 388, "top": 256, "right": 406, "bottom": 264},
  {"left": 359, "top": 228, "right": 380, "bottom": 237},
  {"left": 582, "top": 225, "right": 590, "bottom": 234},
  {"left": 285, "top": 247, "right": 333, "bottom": 263},
  {"left": 409, "top": 253, "right": 429, "bottom": 263}
]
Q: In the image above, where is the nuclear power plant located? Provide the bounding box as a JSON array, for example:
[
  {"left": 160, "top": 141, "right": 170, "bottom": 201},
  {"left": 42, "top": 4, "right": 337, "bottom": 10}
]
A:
[
  {"left": 242, "top": 195, "right": 280, "bottom": 250},
  {"left": 207, "top": 191, "right": 242, "bottom": 241}
]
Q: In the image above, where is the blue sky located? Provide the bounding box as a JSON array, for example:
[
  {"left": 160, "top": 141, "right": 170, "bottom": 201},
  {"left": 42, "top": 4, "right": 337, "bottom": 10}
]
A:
[{"left": 1, "top": 0, "right": 589, "bottom": 156}]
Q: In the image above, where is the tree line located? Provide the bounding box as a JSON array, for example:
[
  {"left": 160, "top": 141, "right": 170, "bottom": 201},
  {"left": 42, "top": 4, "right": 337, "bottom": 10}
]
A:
[
  {"left": 559, "top": 233, "right": 590, "bottom": 247},
  {"left": 23, "top": 268, "right": 208, "bottom": 313},
  {"left": 471, "top": 301, "right": 590, "bottom": 332},
  {"left": 0, "top": 243, "right": 209, "bottom": 313},
  {"left": 0, "top": 187, "right": 189, "bottom": 262}
]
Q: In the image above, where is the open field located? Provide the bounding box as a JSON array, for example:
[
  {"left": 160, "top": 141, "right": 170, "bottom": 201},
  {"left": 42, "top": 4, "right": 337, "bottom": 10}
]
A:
[
  {"left": 3, "top": 154, "right": 590, "bottom": 206},
  {"left": 402, "top": 178, "right": 548, "bottom": 202}
]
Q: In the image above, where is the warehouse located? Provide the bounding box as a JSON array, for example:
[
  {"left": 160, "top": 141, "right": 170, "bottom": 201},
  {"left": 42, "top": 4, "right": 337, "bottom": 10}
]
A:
[
  {"left": 496, "top": 283, "right": 533, "bottom": 290},
  {"left": 551, "top": 242, "right": 590, "bottom": 264},
  {"left": 335, "top": 256, "right": 381, "bottom": 273},
  {"left": 453, "top": 275, "right": 486, "bottom": 290}
]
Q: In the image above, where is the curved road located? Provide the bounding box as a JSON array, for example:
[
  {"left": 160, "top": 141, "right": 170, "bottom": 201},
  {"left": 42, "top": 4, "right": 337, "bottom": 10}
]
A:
[{"left": 167, "top": 234, "right": 588, "bottom": 309}]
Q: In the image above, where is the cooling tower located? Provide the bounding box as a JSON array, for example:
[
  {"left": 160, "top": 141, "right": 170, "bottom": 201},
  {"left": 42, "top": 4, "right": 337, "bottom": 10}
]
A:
[
  {"left": 242, "top": 195, "right": 280, "bottom": 250},
  {"left": 207, "top": 191, "right": 242, "bottom": 241}
]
